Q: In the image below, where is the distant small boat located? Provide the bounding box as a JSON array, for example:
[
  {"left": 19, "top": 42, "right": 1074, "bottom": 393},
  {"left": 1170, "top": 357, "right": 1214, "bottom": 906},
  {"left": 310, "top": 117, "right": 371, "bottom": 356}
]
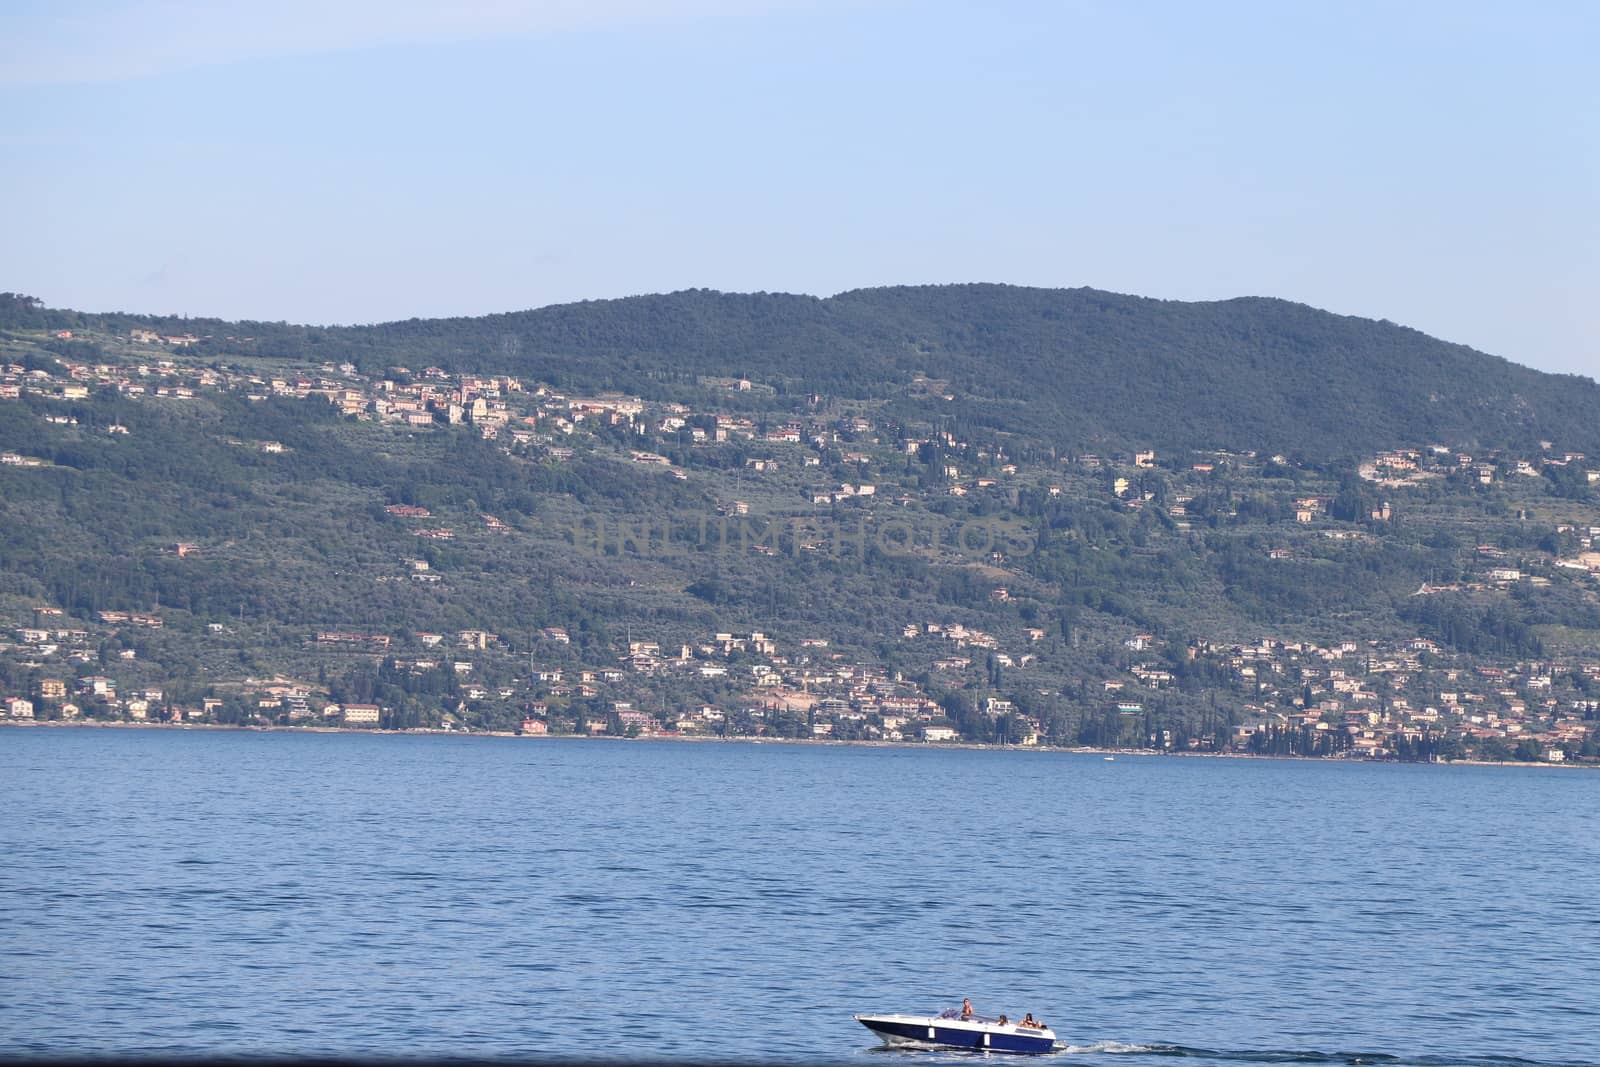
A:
[
  {"left": 855, "top": 1009, "right": 1057, "bottom": 1054},
  {"left": 1104, "top": 756, "right": 1115, "bottom": 761}
]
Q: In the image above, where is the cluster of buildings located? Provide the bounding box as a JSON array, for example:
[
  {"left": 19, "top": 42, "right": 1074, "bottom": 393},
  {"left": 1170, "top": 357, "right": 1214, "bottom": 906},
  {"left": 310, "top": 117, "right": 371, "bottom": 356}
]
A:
[
  {"left": 6, "top": 573, "right": 1600, "bottom": 760},
  {"left": 0, "top": 340, "right": 899, "bottom": 484},
  {"left": 519, "top": 629, "right": 961, "bottom": 742},
  {"left": 1360, "top": 444, "right": 1598, "bottom": 490},
  {"left": 1157, "top": 635, "right": 1600, "bottom": 761}
]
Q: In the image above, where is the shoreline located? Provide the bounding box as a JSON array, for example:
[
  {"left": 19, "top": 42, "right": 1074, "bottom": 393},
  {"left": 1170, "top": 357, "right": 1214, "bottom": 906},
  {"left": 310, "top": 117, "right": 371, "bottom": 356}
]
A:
[{"left": 1, "top": 717, "right": 1589, "bottom": 770}]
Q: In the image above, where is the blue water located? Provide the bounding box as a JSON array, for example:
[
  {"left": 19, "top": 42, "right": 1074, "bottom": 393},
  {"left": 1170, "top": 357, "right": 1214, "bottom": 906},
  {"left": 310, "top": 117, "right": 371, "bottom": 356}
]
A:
[{"left": 1, "top": 729, "right": 1597, "bottom": 1065}]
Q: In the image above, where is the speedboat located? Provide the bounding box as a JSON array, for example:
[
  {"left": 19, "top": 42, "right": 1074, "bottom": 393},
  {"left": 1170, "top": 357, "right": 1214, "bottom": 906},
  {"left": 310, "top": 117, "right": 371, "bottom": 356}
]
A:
[{"left": 855, "top": 1009, "right": 1058, "bottom": 1053}]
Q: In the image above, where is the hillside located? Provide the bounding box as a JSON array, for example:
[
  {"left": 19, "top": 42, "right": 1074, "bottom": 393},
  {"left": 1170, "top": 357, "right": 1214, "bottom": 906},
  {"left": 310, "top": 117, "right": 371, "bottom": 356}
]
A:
[
  {"left": 5, "top": 285, "right": 1597, "bottom": 461},
  {"left": 1, "top": 287, "right": 1599, "bottom": 760}
]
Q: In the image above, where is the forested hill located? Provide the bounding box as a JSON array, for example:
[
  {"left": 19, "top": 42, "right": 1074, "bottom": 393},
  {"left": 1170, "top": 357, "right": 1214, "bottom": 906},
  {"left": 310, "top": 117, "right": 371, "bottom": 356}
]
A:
[
  {"left": 5, "top": 285, "right": 1596, "bottom": 459},
  {"left": 4, "top": 285, "right": 1600, "bottom": 754}
]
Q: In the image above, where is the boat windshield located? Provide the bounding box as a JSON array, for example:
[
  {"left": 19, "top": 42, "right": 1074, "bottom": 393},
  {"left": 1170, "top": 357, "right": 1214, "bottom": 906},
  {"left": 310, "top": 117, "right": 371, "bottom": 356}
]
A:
[{"left": 938, "top": 1009, "right": 1004, "bottom": 1024}]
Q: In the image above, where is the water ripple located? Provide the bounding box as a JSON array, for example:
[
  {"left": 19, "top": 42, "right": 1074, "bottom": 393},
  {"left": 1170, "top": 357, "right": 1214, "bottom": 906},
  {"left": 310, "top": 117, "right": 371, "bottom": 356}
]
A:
[{"left": 1, "top": 730, "right": 1597, "bottom": 1065}]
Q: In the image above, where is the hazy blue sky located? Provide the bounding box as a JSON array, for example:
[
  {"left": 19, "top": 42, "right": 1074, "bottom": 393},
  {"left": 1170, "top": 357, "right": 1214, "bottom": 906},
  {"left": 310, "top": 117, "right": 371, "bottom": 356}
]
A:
[{"left": 2, "top": 1, "right": 1596, "bottom": 378}]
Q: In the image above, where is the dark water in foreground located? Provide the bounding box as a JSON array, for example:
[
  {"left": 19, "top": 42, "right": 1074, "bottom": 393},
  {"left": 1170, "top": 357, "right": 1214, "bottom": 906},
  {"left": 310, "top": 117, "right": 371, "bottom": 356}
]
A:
[{"left": 1, "top": 728, "right": 1597, "bottom": 1065}]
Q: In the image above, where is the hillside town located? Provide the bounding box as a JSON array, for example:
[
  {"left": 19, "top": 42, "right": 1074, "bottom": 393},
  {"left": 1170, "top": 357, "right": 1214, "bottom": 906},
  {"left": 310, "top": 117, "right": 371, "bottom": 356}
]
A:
[
  {"left": 3, "top": 329, "right": 1600, "bottom": 763},
  {"left": 5, "top": 605, "right": 1600, "bottom": 761}
]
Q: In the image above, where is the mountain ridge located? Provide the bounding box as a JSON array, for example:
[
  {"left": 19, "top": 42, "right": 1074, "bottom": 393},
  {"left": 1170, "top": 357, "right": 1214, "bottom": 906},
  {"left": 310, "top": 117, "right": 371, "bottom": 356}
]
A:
[{"left": 5, "top": 284, "right": 1596, "bottom": 460}]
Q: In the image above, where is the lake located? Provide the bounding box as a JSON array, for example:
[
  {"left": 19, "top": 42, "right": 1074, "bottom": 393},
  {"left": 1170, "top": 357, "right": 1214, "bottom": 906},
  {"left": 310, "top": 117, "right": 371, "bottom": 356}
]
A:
[{"left": 2, "top": 727, "right": 1597, "bottom": 1065}]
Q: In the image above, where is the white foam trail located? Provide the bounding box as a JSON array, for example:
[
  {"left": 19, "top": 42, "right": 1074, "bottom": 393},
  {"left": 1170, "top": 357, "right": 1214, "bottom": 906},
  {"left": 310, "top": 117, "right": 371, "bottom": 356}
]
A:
[{"left": 1058, "top": 1040, "right": 1157, "bottom": 1054}]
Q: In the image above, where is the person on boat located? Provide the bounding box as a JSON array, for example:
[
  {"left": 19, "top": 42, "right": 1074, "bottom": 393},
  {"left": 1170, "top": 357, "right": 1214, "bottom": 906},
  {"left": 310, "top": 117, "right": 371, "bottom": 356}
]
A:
[
  {"left": 960, "top": 998, "right": 974, "bottom": 1019},
  {"left": 997, "top": 1014, "right": 1009, "bottom": 1027},
  {"left": 1019, "top": 1013, "right": 1040, "bottom": 1029}
]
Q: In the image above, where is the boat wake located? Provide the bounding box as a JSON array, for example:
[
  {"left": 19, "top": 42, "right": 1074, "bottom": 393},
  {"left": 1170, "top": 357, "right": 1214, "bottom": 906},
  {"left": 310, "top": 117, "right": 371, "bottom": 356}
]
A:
[
  {"left": 866, "top": 1039, "right": 1583, "bottom": 1067},
  {"left": 1054, "top": 1043, "right": 1587, "bottom": 1067},
  {"left": 1059, "top": 1042, "right": 1162, "bottom": 1055}
]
